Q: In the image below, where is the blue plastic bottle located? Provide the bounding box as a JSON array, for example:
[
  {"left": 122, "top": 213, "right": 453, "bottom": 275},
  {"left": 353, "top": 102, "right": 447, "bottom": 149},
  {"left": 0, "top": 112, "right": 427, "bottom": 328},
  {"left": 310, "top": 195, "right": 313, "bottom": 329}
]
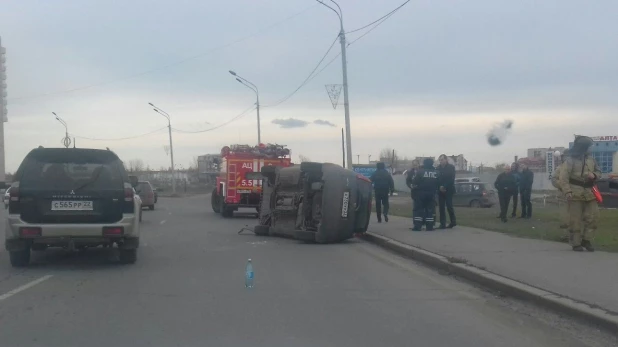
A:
[{"left": 245, "top": 259, "right": 254, "bottom": 288}]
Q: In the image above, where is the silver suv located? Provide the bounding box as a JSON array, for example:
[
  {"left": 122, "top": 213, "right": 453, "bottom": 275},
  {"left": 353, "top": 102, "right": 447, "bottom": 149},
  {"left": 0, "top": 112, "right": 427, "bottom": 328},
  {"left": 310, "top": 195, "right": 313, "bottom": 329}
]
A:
[{"left": 4, "top": 147, "right": 141, "bottom": 266}]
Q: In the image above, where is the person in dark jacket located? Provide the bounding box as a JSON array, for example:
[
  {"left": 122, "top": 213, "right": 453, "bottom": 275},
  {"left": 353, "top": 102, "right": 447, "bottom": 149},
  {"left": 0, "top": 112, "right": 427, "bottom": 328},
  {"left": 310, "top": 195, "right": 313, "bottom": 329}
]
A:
[
  {"left": 370, "top": 162, "right": 395, "bottom": 223},
  {"left": 405, "top": 166, "right": 418, "bottom": 199},
  {"left": 510, "top": 162, "right": 521, "bottom": 218},
  {"left": 411, "top": 158, "right": 439, "bottom": 231},
  {"left": 519, "top": 163, "right": 534, "bottom": 218},
  {"left": 494, "top": 165, "right": 518, "bottom": 222},
  {"left": 437, "top": 154, "right": 456, "bottom": 229}
]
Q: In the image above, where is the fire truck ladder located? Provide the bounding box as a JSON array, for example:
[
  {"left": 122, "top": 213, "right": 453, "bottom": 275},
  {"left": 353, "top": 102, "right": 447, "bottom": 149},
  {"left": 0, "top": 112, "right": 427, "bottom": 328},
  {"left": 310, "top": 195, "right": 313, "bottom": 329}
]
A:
[{"left": 227, "top": 164, "right": 237, "bottom": 200}]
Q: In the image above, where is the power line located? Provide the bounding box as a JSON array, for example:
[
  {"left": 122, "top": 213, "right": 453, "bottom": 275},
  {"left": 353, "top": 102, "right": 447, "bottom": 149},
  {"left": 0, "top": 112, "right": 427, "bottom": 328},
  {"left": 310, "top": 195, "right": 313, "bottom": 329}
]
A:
[
  {"left": 71, "top": 126, "right": 168, "bottom": 141},
  {"left": 347, "top": 11, "right": 397, "bottom": 45},
  {"left": 262, "top": 35, "right": 339, "bottom": 108},
  {"left": 7, "top": 4, "right": 318, "bottom": 102},
  {"left": 263, "top": 11, "right": 402, "bottom": 108},
  {"left": 345, "top": 0, "right": 411, "bottom": 34},
  {"left": 172, "top": 105, "right": 256, "bottom": 134}
]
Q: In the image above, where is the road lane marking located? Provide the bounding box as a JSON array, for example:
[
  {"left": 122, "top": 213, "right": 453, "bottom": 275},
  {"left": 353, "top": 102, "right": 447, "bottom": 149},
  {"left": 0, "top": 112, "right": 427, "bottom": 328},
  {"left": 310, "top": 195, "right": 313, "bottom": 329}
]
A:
[
  {"left": 160, "top": 220, "right": 166, "bottom": 225},
  {"left": 0, "top": 275, "right": 53, "bottom": 301}
]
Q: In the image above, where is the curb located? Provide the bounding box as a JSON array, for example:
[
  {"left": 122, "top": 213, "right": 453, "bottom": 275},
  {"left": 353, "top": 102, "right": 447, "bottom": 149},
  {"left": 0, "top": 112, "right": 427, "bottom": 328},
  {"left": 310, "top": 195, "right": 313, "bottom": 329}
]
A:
[{"left": 362, "top": 231, "right": 618, "bottom": 333}]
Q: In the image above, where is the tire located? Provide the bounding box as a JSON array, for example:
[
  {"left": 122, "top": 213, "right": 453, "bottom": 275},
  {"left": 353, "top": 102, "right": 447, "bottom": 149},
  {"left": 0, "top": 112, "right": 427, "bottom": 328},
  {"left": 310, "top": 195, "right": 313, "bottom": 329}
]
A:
[
  {"left": 119, "top": 249, "right": 137, "bottom": 264},
  {"left": 254, "top": 225, "right": 270, "bottom": 236},
  {"left": 148, "top": 205, "right": 155, "bottom": 211},
  {"left": 31, "top": 244, "right": 48, "bottom": 252},
  {"left": 9, "top": 249, "right": 31, "bottom": 267},
  {"left": 221, "top": 206, "right": 233, "bottom": 218},
  {"left": 469, "top": 199, "right": 481, "bottom": 208},
  {"left": 211, "top": 188, "right": 221, "bottom": 213}
]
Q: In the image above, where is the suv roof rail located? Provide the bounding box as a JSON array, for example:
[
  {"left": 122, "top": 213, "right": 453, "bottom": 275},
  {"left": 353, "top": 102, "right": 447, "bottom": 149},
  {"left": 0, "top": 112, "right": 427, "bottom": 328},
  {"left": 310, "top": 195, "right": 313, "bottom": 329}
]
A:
[{"left": 38, "top": 145, "right": 44, "bottom": 149}]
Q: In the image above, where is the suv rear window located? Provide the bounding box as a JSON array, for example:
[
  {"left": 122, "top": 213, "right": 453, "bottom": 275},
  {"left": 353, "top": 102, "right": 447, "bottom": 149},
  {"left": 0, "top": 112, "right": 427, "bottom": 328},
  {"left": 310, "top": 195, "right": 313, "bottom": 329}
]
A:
[
  {"left": 17, "top": 149, "right": 125, "bottom": 191},
  {"left": 137, "top": 182, "right": 152, "bottom": 192}
]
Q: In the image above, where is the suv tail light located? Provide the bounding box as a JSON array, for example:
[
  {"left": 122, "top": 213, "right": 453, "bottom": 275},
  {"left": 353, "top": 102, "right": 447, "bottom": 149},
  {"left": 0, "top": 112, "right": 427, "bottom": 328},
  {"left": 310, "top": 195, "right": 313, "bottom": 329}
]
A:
[
  {"left": 9, "top": 186, "right": 19, "bottom": 202},
  {"left": 482, "top": 190, "right": 487, "bottom": 196},
  {"left": 124, "top": 187, "right": 134, "bottom": 202},
  {"left": 8, "top": 184, "right": 20, "bottom": 214},
  {"left": 123, "top": 184, "right": 135, "bottom": 214}
]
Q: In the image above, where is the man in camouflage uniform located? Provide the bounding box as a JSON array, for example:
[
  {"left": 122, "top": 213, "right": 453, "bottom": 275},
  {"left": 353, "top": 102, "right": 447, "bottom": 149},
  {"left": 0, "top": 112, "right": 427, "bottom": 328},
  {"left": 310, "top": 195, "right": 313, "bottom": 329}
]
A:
[
  {"left": 558, "top": 136, "right": 602, "bottom": 252},
  {"left": 552, "top": 150, "right": 570, "bottom": 240}
]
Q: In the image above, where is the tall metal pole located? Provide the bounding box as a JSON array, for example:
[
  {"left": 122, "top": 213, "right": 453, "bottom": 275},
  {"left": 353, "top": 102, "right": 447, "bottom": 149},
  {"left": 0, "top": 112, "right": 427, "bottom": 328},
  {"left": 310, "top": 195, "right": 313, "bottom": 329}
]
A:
[
  {"left": 341, "top": 128, "right": 345, "bottom": 167},
  {"left": 339, "top": 25, "right": 353, "bottom": 169},
  {"left": 256, "top": 93, "right": 261, "bottom": 144},
  {"left": 167, "top": 120, "right": 176, "bottom": 194},
  {"left": 229, "top": 71, "right": 261, "bottom": 144},
  {"left": 316, "top": 1, "right": 353, "bottom": 168},
  {"left": 149, "top": 103, "right": 176, "bottom": 194}
]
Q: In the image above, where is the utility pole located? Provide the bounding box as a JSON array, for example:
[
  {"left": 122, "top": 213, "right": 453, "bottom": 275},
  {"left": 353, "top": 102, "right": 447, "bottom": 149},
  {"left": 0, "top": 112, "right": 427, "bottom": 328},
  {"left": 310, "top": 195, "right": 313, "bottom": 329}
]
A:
[
  {"left": 229, "top": 70, "right": 261, "bottom": 144},
  {"left": 317, "top": 0, "right": 353, "bottom": 169},
  {"left": 341, "top": 128, "right": 345, "bottom": 167},
  {"left": 149, "top": 103, "right": 176, "bottom": 194}
]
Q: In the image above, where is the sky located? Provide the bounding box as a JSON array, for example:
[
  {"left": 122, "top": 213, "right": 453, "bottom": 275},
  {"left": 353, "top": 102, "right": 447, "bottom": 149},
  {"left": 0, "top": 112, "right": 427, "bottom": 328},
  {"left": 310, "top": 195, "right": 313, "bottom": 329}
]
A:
[{"left": 1, "top": 0, "right": 617, "bottom": 172}]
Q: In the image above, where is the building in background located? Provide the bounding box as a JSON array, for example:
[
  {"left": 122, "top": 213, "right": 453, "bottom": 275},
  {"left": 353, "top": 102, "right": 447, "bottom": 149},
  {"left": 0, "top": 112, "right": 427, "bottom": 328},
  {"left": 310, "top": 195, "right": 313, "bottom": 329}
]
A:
[
  {"left": 448, "top": 154, "right": 468, "bottom": 171},
  {"left": 569, "top": 136, "right": 618, "bottom": 174},
  {"left": 197, "top": 153, "right": 221, "bottom": 183},
  {"left": 527, "top": 147, "right": 566, "bottom": 160},
  {"left": 0, "top": 37, "right": 7, "bottom": 185}
]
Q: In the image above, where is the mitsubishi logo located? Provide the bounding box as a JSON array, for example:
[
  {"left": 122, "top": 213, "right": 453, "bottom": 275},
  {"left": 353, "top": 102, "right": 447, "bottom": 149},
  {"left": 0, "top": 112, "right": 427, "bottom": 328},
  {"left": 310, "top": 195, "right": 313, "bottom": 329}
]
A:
[{"left": 70, "top": 190, "right": 75, "bottom": 195}]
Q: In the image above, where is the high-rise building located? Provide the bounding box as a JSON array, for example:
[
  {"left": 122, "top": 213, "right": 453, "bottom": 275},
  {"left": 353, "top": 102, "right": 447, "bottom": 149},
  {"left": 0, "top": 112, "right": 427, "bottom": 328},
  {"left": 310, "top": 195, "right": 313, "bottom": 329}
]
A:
[{"left": 0, "top": 36, "right": 7, "bottom": 184}]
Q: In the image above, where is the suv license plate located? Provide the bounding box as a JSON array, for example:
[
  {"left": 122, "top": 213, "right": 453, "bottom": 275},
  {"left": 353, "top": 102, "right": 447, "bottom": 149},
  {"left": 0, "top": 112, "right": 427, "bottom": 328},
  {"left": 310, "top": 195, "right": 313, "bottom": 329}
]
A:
[{"left": 51, "top": 200, "right": 94, "bottom": 211}]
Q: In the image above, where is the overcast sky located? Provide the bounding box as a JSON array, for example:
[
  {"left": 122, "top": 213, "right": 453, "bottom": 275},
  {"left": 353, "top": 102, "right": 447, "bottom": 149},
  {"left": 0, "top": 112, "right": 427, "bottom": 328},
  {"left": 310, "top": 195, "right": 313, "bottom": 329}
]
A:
[{"left": 1, "top": 0, "right": 617, "bottom": 171}]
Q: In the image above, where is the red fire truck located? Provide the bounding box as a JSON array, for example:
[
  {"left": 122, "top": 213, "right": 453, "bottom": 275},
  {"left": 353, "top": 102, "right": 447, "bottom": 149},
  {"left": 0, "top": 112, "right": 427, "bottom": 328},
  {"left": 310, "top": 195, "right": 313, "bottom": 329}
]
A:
[{"left": 211, "top": 143, "right": 292, "bottom": 217}]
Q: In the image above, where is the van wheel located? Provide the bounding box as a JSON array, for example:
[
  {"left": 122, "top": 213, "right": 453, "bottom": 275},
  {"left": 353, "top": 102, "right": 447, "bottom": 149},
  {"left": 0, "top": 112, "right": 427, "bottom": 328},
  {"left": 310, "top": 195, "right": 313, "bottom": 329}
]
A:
[
  {"left": 10, "top": 249, "right": 31, "bottom": 267},
  {"left": 469, "top": 200, "right": 481, "bottom": 208},
  {"left": 221, "top": 205, "right": 233, "bottom": 218},
  {"left": 149, "top": 205, "right": 155, "bottom": 211},
  {"left": 119, "top": 249, "right": 137, "bottom": 264}
]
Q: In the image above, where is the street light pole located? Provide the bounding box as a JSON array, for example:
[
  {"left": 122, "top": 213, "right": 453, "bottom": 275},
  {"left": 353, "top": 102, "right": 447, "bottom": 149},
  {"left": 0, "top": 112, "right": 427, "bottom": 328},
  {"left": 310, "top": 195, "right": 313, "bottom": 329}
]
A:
[
  {"left": 229, "top": 70, "right": 261, "bottom": 144},
  {"left": 52, "top": 112, "right": 70, "bottom": 148},
  {"left": 316, "top": 0, "right": 353, "bottom": 169},
  {"left": 149, "top": 103, "right": 176, "bottom": 194}
]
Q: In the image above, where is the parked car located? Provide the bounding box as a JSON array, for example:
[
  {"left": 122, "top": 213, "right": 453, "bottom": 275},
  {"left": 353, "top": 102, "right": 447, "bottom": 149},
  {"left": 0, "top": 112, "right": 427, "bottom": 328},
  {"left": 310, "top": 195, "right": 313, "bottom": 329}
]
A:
[
  {"left": 3, "top": 187, "right": 10, "bottom": 208},
  {"left": 4, "top": 147, "right": 141, "bottom": 267},
  {"left": 136, "top": 181, "right": 156, "bottom": 210},
  {"left": 452, "top": 182, "right": 496, "bottom": 208}
]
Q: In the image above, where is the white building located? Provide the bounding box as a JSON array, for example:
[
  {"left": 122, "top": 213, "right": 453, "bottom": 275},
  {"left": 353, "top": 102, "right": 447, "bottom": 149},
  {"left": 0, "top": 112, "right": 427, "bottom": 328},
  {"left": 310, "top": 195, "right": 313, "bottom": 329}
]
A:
[{"left": 0, "top": 37, "right": 7, "bottom": 184}]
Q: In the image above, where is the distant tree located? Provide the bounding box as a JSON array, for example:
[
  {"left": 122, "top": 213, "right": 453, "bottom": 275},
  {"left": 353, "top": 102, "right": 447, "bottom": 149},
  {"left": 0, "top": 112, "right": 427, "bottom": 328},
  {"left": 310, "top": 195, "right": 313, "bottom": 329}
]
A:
[
  {"left": 298, "top": 155, "right": 311, "bottom": 162},
  {"left": 379, "top": 148, "right": 398, "bottom": 164},
  {"left": 189, "top": 156, "right": 199, "bottom": 172},
  {"left": 495, "top": 163, "right": 510, "bottom": 171},
  {"left": 128, "top": 159, "right": 145, "bottom": 172}
]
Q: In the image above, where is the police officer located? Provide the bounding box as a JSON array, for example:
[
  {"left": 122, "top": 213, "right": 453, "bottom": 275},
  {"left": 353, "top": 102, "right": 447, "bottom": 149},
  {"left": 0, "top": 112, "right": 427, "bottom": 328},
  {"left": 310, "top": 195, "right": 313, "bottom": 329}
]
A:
[
  {"left": 559, "top": 136, "right": 602, "bottom": 252},
  {"left": 410, "top": 158, "right": 439, "bottom": 231},
  {"left": 370, "top": 162, "right": 395, "bottom": 223}
]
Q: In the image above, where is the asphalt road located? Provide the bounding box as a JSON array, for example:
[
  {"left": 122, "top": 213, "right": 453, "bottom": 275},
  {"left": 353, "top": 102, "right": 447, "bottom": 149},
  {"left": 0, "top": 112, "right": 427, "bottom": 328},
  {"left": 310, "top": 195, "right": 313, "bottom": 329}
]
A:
[{"left": 0, "top": 195, "right": 613, "bottom": 347}]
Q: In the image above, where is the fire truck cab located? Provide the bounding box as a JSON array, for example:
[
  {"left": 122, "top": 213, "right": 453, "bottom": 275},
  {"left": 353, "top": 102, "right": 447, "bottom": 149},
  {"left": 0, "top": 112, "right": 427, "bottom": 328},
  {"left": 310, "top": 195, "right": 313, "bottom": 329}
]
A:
[{"left": 211, "top": 143, "right": 291, "bottom": 217}]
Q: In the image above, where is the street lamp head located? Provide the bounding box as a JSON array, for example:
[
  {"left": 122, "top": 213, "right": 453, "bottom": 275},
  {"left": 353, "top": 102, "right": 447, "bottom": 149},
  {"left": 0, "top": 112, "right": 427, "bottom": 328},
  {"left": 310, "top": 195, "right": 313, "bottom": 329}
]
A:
[
  {"left": 148, "top": 102, "right": 154, "bottom": 106},
  {"left": 229, "top": 70, "right": 237, "bottom": 76},
  {"left": 235, "top": 78, "right": 243, "bottom": 84},
  {"left": 52, "top": 112, "right": 57, "bottom": 116},
  {"left": 153, "top": 109, "right": 160, "bottom": 113}
]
